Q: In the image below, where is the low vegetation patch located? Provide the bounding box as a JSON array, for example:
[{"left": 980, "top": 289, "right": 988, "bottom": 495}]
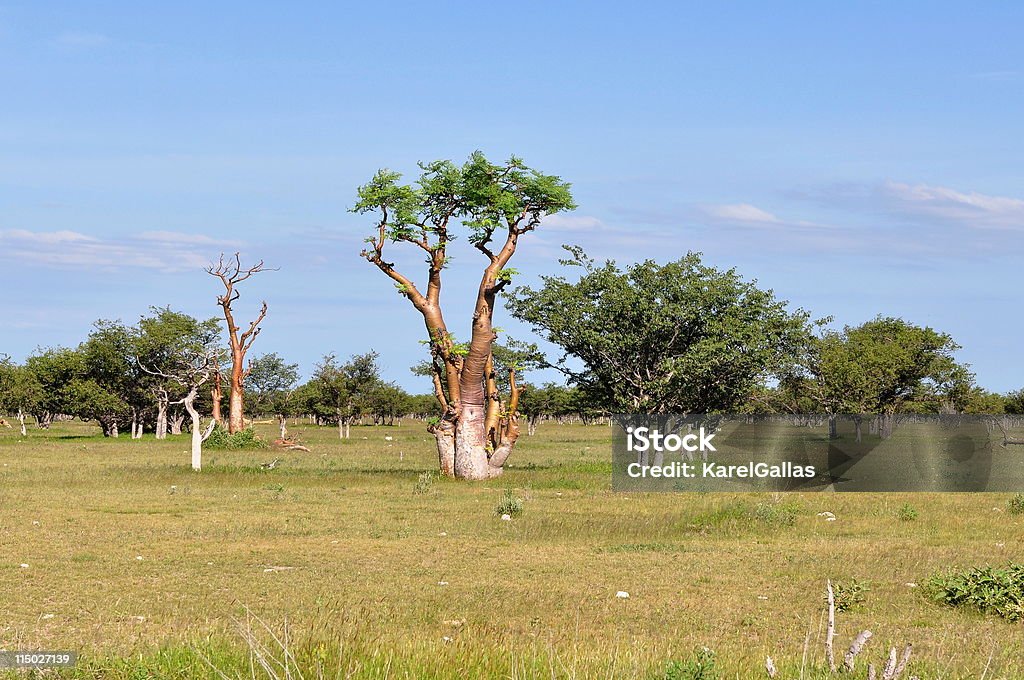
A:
[
  {"left": 1007, "top": 493, "right": 1024, "bottom": 516},
  {"left": 658, "top": 648, "right": 720, "bottom": 680},
  {"left": 413, "top": 470, "right": 434, "bottom": 495},
  {"left": 896, "top": 502, "right": 919, "bottom": 521},
  {"left": 205, "top": 426, "right": 267, "bottom": 450},
  {"left": 926, "top": 563, "right": 1024, "bottom": 622},
  {"left": 831, "top": 579, "right": 870, "bottom": 612},
  {"left": 494, "top": 487, "right": 524, "bottom": 517},
  {"left": 693, "top": 499, "right": 799, "bottom": 531}
]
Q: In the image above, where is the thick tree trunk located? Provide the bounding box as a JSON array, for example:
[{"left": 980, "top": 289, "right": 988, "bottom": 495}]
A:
[
  {"left": 453, "top": 404, "right": 491, "bottom": 479},
  {"left": 828, "top": 415, "right": 837, "bottom": 440},
  {"left": 228, "top": 385, "right": 244, "bottom": 434},
  {"left": 38, "top": 411, "right": 53, "bottom": 429},
  {"left": 278, "top": 415, "right": 287, "bottom": 439}
]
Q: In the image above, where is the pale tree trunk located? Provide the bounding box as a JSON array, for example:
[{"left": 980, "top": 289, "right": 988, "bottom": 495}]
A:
[
  {"left": 155, "top": 394, "right": 169, "bottom": 439},
  {"left": 345, "top": 420, "right": 351, "bottom": 438},
  {"left": 18, "top": 409, "right": 27, "bottom": 437},
  {"left": 454, "top": 404, "right": 493, "bottom": 479},
  {"left": 431, "top": 419, "right": 456, "bottom": 477},
  {"left": 338, "top": 416, "right": 344, "bottom": 440},
  {"left": 169, "top": 411, "right": 185, "bottom": 435},
  {"left": 183, "top": 387, "right": 216, "bottom": 471},
  {"left": 278, "top": 414, "right": 287, "bottom": 439}
]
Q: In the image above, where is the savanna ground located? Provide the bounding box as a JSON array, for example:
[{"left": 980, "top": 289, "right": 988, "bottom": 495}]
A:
[{"left": 1, "top": 420, "right": 1022, "bottom": 679}]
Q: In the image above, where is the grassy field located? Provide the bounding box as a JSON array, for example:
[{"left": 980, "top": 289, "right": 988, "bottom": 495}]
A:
[{"left": 1, "top": 420, "right": 1023, "bottom": 679}]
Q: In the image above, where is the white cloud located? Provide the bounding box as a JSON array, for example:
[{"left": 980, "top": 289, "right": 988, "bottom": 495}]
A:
[
  {"left": 0, "top": 229, "right": 95, "bottom": 244},
  {"left": 137, "top": 231, "right": 241, "bottom": 247},
  {"left": 881, "top": 181, "right": 1024, "bottom": 230},
  {"left": 700, "top": 203, "right": 780, "bottom": 225},
  {"left": 0, "top": 229, "right": 241, "bottom": 273},
  {"left": 540, "top": 214, "right": 606, "bottom": 232}
]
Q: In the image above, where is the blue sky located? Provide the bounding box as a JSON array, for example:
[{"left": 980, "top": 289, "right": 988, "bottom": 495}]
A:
[{"left": 1, "top": 1, "right": 1022, "bottom": 393}]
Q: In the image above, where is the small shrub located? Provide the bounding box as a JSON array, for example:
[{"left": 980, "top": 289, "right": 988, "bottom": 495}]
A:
[
  {"left": 896, "top": 503, "right": 919, "bottom": 521},
  {"left": 1007, "top": 493, "right": 1024, "bottom": 515},
  {"left": 413, "top": 471, "right": 435, "bottom": 495},
  {"left": 926, "top": 563, "right": 1024, "bottom": 621},
  {"left": 659, "top": 647, "right": 719, "bottom": 680},
  {"left": 831, "top": 579, "right": 870, "bottom": 612},
  {"left": 205, "top": 426, "right": 267, "bottom": 450},
  {"left": 752, "top": 502, "right": 797, "bottom": 527},
  {"left": 494, "top": 488, "right": 524, "bottom": 517}
]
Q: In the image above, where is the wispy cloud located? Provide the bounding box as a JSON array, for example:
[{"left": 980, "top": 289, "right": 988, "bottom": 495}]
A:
[
  {"left": 0, "top": 229, "right": 242, "bottom": 273},
  {"left": 799, "top": 180, "right": 1024, "bottom": 232},
  {"left": 880, "top": 181, "right": 1024, "bottom": 230},
  {"left": 699, "top": 203, "right": 781, "bottom": 225},
  {"left": 540, "top": 214, "right": 606, "bottom": 232}
]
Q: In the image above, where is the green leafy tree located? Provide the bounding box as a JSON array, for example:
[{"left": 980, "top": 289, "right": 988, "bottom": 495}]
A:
[
  {"left": 507, "top": 246, "right": 812, "bottom": 415},
  {"left": 518, "top": 382, "right": 573, "bottom": 435},
  {"left": 136, "top": 307, "right": 222, "bottom": 439},
  {"left": 24, "top": 348, "right": 85, "bottom": 429},
  {"left": 0, "top": 358, "right": 43, "bottom": 435},
  {"left": 353, "top": 152, "right": 575, "bottom": 479},
  {"left": 310, "top": 352, "right": 381, "bottom": 438},
  {"left": 244, "top": 352, "right": 299, "bottom": 437},
  {"left": 796, "top": 316, "right": 965, "bottom": 439}
]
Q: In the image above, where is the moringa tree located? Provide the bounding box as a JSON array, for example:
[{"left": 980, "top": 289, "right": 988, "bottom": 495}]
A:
[
  {"left": 353, "top": 152, "right": 575, "bottom": 479},
  {"left": 206, "top": 253, "right": 271, "bottom": 434}
]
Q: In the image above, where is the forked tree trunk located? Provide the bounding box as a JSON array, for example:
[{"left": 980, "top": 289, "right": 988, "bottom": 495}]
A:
[
  {"left": 183, "top": 387, "right": 216, "bottom": 471},
  {"left": 170, "top": 412, "right": 185, "bottom": 435}
]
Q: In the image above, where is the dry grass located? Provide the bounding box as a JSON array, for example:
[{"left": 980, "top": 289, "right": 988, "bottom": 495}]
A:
[{"left": 1, "top": 420, "right": 1022, "bottom": 678}]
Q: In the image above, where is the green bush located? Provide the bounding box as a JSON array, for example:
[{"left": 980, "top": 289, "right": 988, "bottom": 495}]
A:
[
  {"left": 831, "top": 579, "right": 870, "bottom": 612},
  {"left": 896, "top": 503, "right": 919, "bottom": 521},
  {"left": 1008, "top": 493, "right": 1024, "bottom": 515},
  {"left": 494, "top": 488, "right": 524, "bottom": 517},
  {"left": 926, "top": 563, "right": 1024, "bottom": 621},
  {"left": 658, "top": 648, "right": 719, "bottom": 680},
  {"left": 204, "top": 426, "right": 267, "bottom": 450}
]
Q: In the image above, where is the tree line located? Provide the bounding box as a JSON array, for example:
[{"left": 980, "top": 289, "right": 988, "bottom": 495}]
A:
[{"left": 1, "top": 152, "right": 1020, "bottom": 480}]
